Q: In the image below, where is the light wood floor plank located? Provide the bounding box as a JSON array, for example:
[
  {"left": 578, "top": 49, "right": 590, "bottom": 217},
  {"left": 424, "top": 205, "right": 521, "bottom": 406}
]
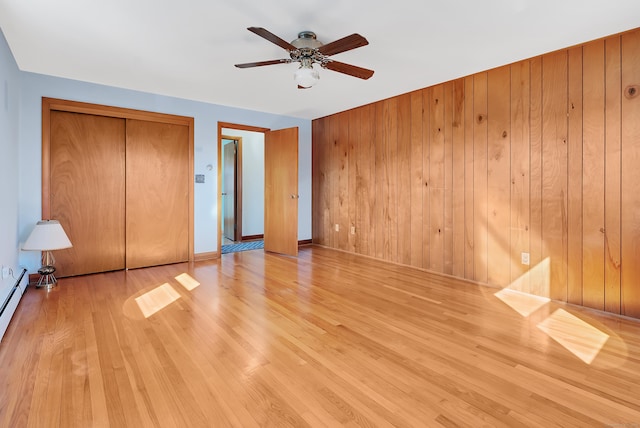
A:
[{"left": 1, "top": 246, "right": 640, "bottom": 427}]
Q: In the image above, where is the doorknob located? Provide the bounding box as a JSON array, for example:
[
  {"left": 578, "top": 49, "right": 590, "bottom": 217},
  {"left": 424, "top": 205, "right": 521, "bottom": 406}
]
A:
[
  {"left": 290, "top": 194, "right": 299, "bottom": 199},
  {"left": 222, "top": 192, "right": 227, "bottom": 196}
]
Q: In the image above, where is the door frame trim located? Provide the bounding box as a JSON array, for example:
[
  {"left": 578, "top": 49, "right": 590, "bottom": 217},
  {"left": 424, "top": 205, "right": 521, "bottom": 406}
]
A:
[
  {"left": 222, "top": 136, "right": 242, "bottom": 242},
  {"left": 42, "top": 97, "right": 195, "bottom": 263},
  {"left": 217, "top": 122, "right": 269, "bottom": 256}
]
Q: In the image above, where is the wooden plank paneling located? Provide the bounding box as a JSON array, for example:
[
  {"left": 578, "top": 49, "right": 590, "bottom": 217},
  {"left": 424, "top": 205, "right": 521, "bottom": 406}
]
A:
[
  {"left": 510, "top": 60, "right": 531, "bottom": 292},
  {"left": 529, "top": 57, "right": 545, "bottom": 297},
  {"left": 316, "top": 117, "right": 328, "bottom": 246},
  {"left": 352, "top": 108, "right": 363, "bottom": 255},
  {"left": 348, "top": 109, "right": 358, "bottom": 254},
  {"left": 385, "top": 98, "right": 399, "bottom": 262},
  {"left": 430, "top": 85, "right": 445, "bottom": 273},
  {"left": 604, "top": 35, "right": 622, "bottom": 314},
  {"left": 363, "top": 105, "right": 376, "bottom": 257},
  {"left": 328, "top": 115, "right": 341, "bottom": 248},
  {"left": 473, "top": 73, "right": 489, "bottom": 284},
  {"left": 422, "top": 88, "right": 432, "bottom": 269},
  {"left": 323, "top": 117, "right": 332, "bottom": 248},
  {"left": 311, "top": 119, "right": 322, "bottom": 244},
  {"left": 487, "top": 66, "right": 512, "bottom": 287},
  {"left": 443, "top": 82, "right": 454, "bottom": 275},
  {"left": 375, "top": 102, "right": 387, "bottom": 260},
  {"left": 567, "top": 46, "right": 584, "bottom": 305},
  {"left": 582, "top": 40, "right": 606, "bottom": 310},
  {"left": 541, "top": 51, "right": 568, "bottom": 302},
  {"left": 464, "top": 77, "right": 475, "bottom": 280},
  {"left": 337, "top": 112, "right": 349, "bottom": 251},
  {"left": 398, "top": 94, "right": 412, "bottom": 265},
  {"left": 322, "top": 117, "right": 334, "bottom": 247},
  {"left": 310, "top": 27, "right": 640, "bottom": 320},
  {"left": 314, "top": 119, "right": 332, "bottom": 245},
  {"left": 325, "top": 117, "right": 334, "bottom": 248},
  {"left": 410, "top": 91, "right": 424, "bottom": 268},
  {"left": 452, "top": 79, "right": 466, "bottom": 278},
  {"left": 621, "top": 30, "right": 640, "bottom": 318}
]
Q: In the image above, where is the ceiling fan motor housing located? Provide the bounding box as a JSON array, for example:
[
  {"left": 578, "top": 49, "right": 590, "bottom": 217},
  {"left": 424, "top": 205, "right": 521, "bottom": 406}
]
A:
[
  {"left": 290, "top": 31, "right": 325, "bottom": 63},
  {"left": 291, "top": 31, "right": 323, "bottom": 49}
]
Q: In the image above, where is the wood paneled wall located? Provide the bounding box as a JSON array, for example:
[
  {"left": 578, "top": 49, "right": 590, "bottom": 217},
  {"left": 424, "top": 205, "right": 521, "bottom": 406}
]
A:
[{"left": 312, "top": 28, "right": 640, "bottom": 318}]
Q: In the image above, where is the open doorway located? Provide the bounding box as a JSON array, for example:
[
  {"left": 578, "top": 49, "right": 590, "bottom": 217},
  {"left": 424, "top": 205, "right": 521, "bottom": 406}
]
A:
[
  {"left": 218, "top": 122, "right": 300, "bottom": 257},
  {"left": 220, "top": 125, "right": 267, "bottom": 254}
]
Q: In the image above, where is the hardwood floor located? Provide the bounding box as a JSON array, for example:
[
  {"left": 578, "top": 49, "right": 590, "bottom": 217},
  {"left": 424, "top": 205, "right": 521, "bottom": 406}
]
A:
[{"left": 1, "top": 246, "right": 639, "bottom": 427}]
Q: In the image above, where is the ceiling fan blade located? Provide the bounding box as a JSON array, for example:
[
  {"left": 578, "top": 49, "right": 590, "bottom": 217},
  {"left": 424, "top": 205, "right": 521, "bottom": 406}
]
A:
[
  {"left": 247, "top": 27, "right": 297, "bottom": 51},
  {"left": 323, "top": 60, "right": 374, "bottom": 80},
  {"left": 317, "top": 33, "right": 369, "bottom": 56},
  {"left": 235, "top": 59, "right": 291, "bottom": 68}
]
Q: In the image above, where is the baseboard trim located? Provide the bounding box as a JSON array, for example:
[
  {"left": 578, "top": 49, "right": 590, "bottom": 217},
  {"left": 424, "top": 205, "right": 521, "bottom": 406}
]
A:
[
  {"left": 240, "top": 236, "right": 310, "bottom": 246},
  {"left": 241, "top": 234, "right": 264, "bottom": 241},
  {"left": 194, "top": 251, "right": 219, "bottom": 261}
]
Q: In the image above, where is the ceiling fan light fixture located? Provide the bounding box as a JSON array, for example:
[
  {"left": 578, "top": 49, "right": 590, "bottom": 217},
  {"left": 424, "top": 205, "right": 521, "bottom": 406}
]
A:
[{"left": 294, "top": 64, "right": 319, "bottom": 88}]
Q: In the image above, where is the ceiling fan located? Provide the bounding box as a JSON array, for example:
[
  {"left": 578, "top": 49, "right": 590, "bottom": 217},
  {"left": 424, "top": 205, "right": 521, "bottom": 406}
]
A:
[{"left": 234, "top": 27, "right": 374, "bottom": 89}]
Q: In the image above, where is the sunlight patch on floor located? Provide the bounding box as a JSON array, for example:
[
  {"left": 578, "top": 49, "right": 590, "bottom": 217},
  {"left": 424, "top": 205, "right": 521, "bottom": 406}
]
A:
[
  {"left": 537, "top": 308, "right": 610, "bottom": 364},
  {"left": 135, "top": 283, "right": 181, "bottom": 318},
  {"left": 494, "top": 257, "right": 551, "bottom": 316},
  {"left": 494, "top": 288, "right": 550, "bottom": 317},
  {"left": 494, "top": 256, "right": 611, "bottom": 365},
  {"left": 175, "top": 273, "right": 200, "bottom": 291},
  {"left": 505, "top": 257, "right": 551, "bottom": 297}
]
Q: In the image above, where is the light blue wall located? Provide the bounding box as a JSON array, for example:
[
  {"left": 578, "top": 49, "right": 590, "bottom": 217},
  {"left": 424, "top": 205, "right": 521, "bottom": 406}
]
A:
[
  {"left": 0, "top": 28, "right": 21, "bottom": 302},
  {"left": 240, "top": 130, "right": 265, "bottom": 236},
  {"left": 15, "top": 67, "right": 311, "bottom": 272}
]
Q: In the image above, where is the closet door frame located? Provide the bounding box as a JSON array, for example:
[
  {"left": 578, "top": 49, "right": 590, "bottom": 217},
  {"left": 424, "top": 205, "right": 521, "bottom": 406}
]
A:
[{"left": 42, "top": 97, "right": 195, "bottom": 265}]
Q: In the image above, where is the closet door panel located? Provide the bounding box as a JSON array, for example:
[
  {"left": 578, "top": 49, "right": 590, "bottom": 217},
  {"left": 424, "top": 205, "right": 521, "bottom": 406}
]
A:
[
  {"left": 50, "top": 111, "right": 126, "bottom": 277},
  {"left": 126, "top": 119, "right": 189, "bottom": 269}
]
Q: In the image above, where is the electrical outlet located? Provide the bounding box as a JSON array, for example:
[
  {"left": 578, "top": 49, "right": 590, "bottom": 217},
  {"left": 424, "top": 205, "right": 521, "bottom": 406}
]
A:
[
  {"left": 350, "top": 226, "right": 356, "bottom": 235},
  {"left": 521, "top": 252, "right": 530, "bottom": 266},
  {"left": 1, "top": 266, "right": 9, "bottom": 279},
  {"left": 334, "top": 224, "right": 340, "bottom": 232}
]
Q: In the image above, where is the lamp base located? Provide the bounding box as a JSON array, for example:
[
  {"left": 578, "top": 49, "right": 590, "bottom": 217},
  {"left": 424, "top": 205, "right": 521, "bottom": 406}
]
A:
[{"left": 36, "top": 265, "right": 57, "bottom": 290}]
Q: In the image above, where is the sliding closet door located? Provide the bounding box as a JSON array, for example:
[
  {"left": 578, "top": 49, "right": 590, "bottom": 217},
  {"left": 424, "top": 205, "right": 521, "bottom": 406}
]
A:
[
  {"left": 125, "top": 119, "right": 190, "bottom": 269},
  {"left": 49, "top": 111, "right": 126, "bottom": 277}
]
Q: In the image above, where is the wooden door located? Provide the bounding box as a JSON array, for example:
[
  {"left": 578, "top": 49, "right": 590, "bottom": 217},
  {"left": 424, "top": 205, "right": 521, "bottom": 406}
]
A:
[
  {"left": 125, "top": 119, "right": 190, "bottom": 269},
  {"left": 264, "top": 127, "right": 298, "bottom": 256},
  {"left": 49, "top": 111, "right": 126, "bottom": 277},
  {"left": 223, "top": 141, "right": 237, "bottom": 241}
]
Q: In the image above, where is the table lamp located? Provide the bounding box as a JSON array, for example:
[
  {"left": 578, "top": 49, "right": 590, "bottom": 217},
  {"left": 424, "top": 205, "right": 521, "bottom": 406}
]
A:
[{"left": 22, "top": 220, "right": 72, "bottom": 289}]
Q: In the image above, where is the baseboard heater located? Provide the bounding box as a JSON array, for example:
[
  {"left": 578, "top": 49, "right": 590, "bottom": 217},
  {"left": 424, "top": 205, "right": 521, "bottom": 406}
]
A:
[{"left": 0, "top": 268, "right": 27, "bottom": 342}]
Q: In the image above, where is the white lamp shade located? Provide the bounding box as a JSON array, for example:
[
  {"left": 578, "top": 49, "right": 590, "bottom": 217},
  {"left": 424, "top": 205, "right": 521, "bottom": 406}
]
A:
[
  {"left": 294, "top": 65, "right": 319, "bottom": 88},
  {"left": 23, "top": 220, "right": 73, "bottom": 251}
]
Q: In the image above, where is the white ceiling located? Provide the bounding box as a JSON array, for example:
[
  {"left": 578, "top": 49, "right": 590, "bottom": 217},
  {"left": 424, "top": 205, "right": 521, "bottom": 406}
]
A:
[{"left": 1, "top": 0, "right": 639, "bottom": 120}]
